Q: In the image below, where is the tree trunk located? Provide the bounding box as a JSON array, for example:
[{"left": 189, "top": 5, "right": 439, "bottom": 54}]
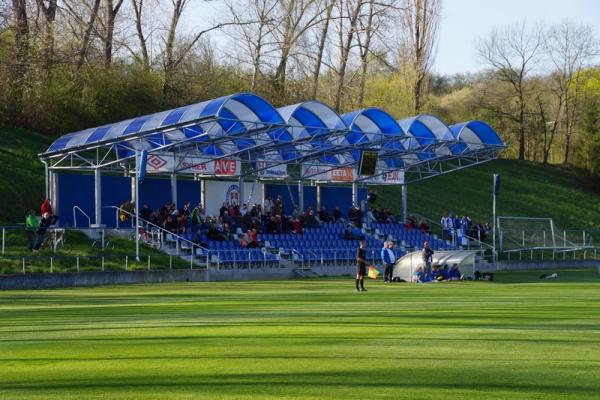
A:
[
  {"left": 132, "top": 0, "right": 150, "bottom": 69},
  {"left": 162, "top": 0, "right": 186, "bottom": 99},
  {"left": 357, "top": 0, "right": 374, "bottom": 108},
  {"left": 104, "top": 0, "right": 125, "bottom": 68},
  {"left": 311, "top": 0, "right": 334, "bottom": 99},
  {"left": 36, "top": 0, "right": 58, "bottom": 79},
  {"left": 335, "top": 0, "right": 363, "bottom": 112},
  {"left": 77, "top": 0, "right": 102, "bottom": 71},
  {"left": 11, "top": 0, "right": 29, "bottom": 110}
]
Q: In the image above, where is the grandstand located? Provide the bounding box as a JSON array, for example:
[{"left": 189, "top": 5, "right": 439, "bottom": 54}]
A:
[{"left": 20, "top": 91, "right": 506, "bottom": 273}]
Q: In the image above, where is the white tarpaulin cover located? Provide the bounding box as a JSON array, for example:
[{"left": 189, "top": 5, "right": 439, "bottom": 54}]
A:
[{"left": 393, "top": 250, "right": 477, "bottom": 282}]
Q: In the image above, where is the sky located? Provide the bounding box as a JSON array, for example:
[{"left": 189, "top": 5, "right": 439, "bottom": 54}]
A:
[
  {"left": 435, "top": 0, "right": 600, "bottom": 74},
  {"left": 186, "top": 0, "right": 600, "bottom": 76}
]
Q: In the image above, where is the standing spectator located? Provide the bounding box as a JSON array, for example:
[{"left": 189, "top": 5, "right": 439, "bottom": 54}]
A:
[
  {"left": 33, "top": 212, "right": 58, "bottom": 251},
  {"left": 355, "top": 239, "right": 368, "bottom": 292},
  {"left": 25, "top": 210, "right": 38, "bottom": 251},
  {"left": 263, "top": 196, "right": 273, "bottom": 214},
  {"left": 421, "top": 240, "right": 434, "bottom": 278},
  {"left": 41, "top": 198, "right": 53, "bottom": 216},
  {"left": 180, "top": 201, "right": 191, "bottom": 217},
  {"left": 381, "top": 241, "right": 396, "bottom": 283}
]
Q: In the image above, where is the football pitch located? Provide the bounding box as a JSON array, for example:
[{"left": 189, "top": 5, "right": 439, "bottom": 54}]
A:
[{"left": 1, "top": 269, "right": 600, "bottom": 399}]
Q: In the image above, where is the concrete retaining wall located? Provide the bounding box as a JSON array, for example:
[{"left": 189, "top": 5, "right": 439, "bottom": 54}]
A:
[
  {"left": 0, "top": 265, "right": 357, "bottom": 290},
  {"left": 474, "top": 259, "right": 600, "bottom": 272}
]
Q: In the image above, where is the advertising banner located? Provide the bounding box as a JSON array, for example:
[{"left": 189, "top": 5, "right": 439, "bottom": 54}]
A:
[
  {"left": 301, "top": 165, "right": 355, "bottom": 182},
  {"left": 145, "top": 154, "right": 241, "bottom": 176},
  {"left": 256, "top": 160, "right": 288, "bottom": 178}
]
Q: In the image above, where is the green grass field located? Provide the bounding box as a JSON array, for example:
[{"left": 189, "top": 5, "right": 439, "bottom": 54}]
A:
[{"left": 1, "top": 270, "right": 600, "bottom": 399}]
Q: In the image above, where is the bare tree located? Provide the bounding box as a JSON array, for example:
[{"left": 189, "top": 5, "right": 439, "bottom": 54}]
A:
[
  {"left": 131, "top": 0, "right": 150, "bottom": 69},
  {"left": 545, "top": 21, "right": 599, "bottom": 165},
  {"left": 104, "top": 0, "right": 125, "bottom": 68},
  {"left": 333, "top": 0, "right": 365, "bottom": 112},
  {"left": 10, "top": 0, "right": 29, "bottom": 108},
  {"left": 225, "top": 0, "right": 278, "bottom": 90},
  {"left": 310, "top": 0, "right": 334, "bottom": 98},
  {"left": 63, "top": 0, "right": 103, "bottom": 71},
  {"left": 477, "top": 21, "right": 543, "bottom": 160},
  {"left": 397, "top": 0, "right": 440, "bottom": 112},
  {"left": 35, "top": 0, "right": 58, "bottom": 77},
  {"left": 271, "top": 0, "right": 322, "bottom": 101}
]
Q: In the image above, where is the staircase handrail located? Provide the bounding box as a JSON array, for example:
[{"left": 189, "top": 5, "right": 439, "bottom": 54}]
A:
[
  {"left": 104, "top": 206, "right": 207, "bottom": 251},
  {"left": 73, "top": 206, "right": 91, "bottom": 228}
]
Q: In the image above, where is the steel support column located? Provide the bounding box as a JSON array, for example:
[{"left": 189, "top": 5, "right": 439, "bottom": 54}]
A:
[
  {"left": 171, "top": 173, "right": 178, "bottom": 207},
  {"left": 94, "top": 168, "right": 102, "bottom": 225},
  {"left": 401, "top": 184, "right": 407, "bottom": 223}
]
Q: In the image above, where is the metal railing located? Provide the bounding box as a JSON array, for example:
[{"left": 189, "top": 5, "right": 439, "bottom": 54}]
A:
[
  {"left": 73, "top": 206, "right": 91, "bottom": 228},
  {"left": 104, "top": 206, "right": 206, "bottom": 256}
]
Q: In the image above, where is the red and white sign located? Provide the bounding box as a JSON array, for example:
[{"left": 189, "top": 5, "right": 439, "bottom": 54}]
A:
[
  {"left": 145, "top": 154, "right": 241, "bottom": 176},
  {"left": 302, "top": 165, "right": 355, "bottom": 182}
]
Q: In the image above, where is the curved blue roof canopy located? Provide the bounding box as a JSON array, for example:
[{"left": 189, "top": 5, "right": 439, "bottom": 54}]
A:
[
  {"left": 449, "top": 121, "right": 503, "bottom": 154},
  {"left": 46, "top": 92, "right": 287, "bottom": 155},
  {"left": 42, "top": 91, "right": 505, "bottom": 183},
  {"left": 278, "top": 101, "right": 353, "bottom": 165}
]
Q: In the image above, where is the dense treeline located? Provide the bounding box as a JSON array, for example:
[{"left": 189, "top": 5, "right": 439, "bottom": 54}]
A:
[{"left": 0, "top": 0, "right": 599, "bottom": 177}]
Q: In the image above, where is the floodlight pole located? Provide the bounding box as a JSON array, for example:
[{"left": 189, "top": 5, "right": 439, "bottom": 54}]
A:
[{"left": 135, "top": 151, "right": 140, "bottom": 263}]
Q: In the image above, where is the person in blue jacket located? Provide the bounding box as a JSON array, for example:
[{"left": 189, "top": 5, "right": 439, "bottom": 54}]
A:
[{"left": 380, "top": 241, "right": 396, "bottom": 283}]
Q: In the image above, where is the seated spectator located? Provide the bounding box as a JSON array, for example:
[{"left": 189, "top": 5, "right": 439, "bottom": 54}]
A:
[
  {"left": 318, "top": 207, "right": 332, "bottom": 223},
  {"left": 414, "top": 266, "right": 424, "bottom": 283},
  {"left": 304, "top": 209, "right": 318, "bottom": 227},
  {"left": 405, "top": 215, "right": 416, "bottom": 229},
  {"left": 219, "top": 202, "right": 229, "bottom": 217},
  {"left": 348, "top": 205, "right": 363, "bottom": 228},
  {"left": 418, "top": 219, "right": 430, "bottom": 233},
  {"left": 140, "top": 204, "right": 152, "bottom": 221},
  {"left": 240, "top": 230, "right": 258, "bottom": 249},
  {"left": 449, "top": 264, "right": 462, "bottom": 280},
  {"left": 266, "top": 216, "right": 279, "bottom": 234},
  {"left": 333, "top": 206, "right": 343, "bottom": 222},
  {"left": 292, "top": 218, "right": 304, "bottom": 234},
  {"left": 191, "top": 204, "right": 205, "bottom": 226}
]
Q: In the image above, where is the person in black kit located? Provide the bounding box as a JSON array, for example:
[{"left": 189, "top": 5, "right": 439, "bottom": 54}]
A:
[{"left": 355, "top": 239, "right": 368, "bottom": 292}]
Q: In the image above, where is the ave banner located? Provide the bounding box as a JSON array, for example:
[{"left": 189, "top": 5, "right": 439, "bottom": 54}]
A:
[{"left": 145, "top": 154, "right": 241, "bottom": 176}]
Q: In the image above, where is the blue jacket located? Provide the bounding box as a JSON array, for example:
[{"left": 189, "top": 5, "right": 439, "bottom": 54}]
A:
[{"left": 381, "top": 248, "right": 395, "bottom": 264}]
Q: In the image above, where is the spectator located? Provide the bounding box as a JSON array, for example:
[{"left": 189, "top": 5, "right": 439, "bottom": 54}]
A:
[
  {"left": 405, "top": 215, "right": 416, "bottom": 229},
  {"left": 33, "top": 212, "right": 58, "bottom": 251},
  {"left": 292, "top": 218, "right": 304, "bottom": 234},
  {"left": 333, "top": 206, "right": 343, "bottom": 222},
  {"left": 421, "top": 240, "right": 434, "bottom": 277},
  {"left": 418, "top": 219, "right": 430, "bottom": 233},
  {"left": 449, "top": 264, "right": 462, "bottom": 280},
  {"left": 41, "top": 198, "right": 53, "bottom": 216},
  {"left": 240, "top": 229, "right": 258, "bottom": 249},
  {"left": 180, "top": 201, "right": 191, "bottom": 216},
  {"left": 381, "top": 241, "right": 396, "bottom": 283},
  {"left": 318, "top": 206, "right": 332, "bottom": 223},
  {"left": 25, "top": 209, "right": 38, "bottom": 251},
  {"left": 219, "top": 202, "right": 229, "bottom": 217},
  {"left": 140, "top": 204, "right": 152, "bottom": 221},
  {"left": 263, "top": 196, "right": 273, "bottom": 214}
]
